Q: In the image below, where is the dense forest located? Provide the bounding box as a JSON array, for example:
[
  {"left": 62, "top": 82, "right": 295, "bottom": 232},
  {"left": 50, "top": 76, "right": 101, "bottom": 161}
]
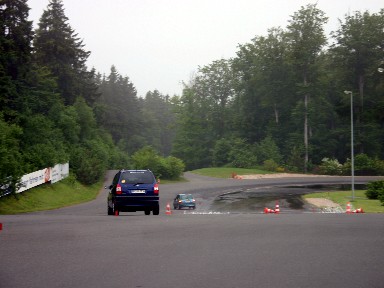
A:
[
  {"left": 1, "top": 0, "right": 383, "bottom": 194},
  {"left": 173, "top": 6, "right": 384, "bottom": 173}
]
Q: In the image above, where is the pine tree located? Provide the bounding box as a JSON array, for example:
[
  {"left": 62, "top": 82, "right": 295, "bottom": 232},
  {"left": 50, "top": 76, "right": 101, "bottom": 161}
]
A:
[
  {"left": 96, "top": 66, "right": 141, "bottom": 151},
  {"left": 33, "top": 0, "right": 97, "bottom": 106},
  {"left": 0, "top": 0, "right": 33, "bottom": 118}
]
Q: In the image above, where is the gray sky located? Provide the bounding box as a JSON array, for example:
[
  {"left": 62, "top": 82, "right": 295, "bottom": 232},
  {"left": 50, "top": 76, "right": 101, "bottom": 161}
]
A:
[{"left": 27, "top": 0, "right": 383, "bottom": 97}]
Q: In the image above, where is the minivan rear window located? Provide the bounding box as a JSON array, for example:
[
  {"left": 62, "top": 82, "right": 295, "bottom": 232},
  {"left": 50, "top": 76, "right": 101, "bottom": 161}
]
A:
[{"left": 120, "top": 171, "right": 155, "bottom": 184}]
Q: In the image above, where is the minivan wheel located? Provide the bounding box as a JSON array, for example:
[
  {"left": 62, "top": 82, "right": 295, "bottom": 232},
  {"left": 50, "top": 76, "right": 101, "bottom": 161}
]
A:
[
  {"left": 111, "top": 202, "right": 119, "bottom": 216},
  {"left": 153, "top": 207, "right": 160, "bottom": 215},
  {"left": 108, "top": 205, "right": 113, "bottom": 215},
  {"left": 145, "top": 210, "right": 150, "bottom": 215}
]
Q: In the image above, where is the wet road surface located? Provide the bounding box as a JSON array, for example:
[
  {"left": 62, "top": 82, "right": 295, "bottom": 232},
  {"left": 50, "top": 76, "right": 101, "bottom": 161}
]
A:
[
  {"left": 1, "top": 172, "right": 383, "bottom": 288},
  {"left": 210, "top": 184, "right": 366, "bottom": 214}
]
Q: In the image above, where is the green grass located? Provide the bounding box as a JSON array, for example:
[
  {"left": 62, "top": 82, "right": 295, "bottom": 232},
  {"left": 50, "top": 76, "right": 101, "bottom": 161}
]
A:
[
  {"left": 0, "top": 179, "right": 102, "bottom": 214},
  {"left": 303, "top": 190, "right": 384, "bottom": 213},
  {"left": 190, "top": 167, "right": 273, "bottom": 178}
]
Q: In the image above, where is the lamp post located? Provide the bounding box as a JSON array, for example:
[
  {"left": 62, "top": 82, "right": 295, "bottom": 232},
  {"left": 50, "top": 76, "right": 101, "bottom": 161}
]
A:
[{"left": 344, "top": 90, "right": 354, "bottom": 201}]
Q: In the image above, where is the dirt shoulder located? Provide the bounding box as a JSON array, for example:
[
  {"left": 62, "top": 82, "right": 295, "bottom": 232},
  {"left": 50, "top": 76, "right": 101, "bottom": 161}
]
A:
[{"left": 239, "top": 173, "right": 333, "bottom": 179}]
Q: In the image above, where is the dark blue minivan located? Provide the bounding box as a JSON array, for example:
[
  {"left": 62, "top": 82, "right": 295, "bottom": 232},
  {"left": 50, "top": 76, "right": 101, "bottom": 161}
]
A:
[{"left": 107, "top": 170, "right": 159, "bottom": 216}]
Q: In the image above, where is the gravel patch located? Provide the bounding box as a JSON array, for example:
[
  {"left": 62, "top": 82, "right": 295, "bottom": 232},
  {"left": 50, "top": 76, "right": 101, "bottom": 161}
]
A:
[{"left": 305, "top": 198, "right": 342, "bottom": 209}]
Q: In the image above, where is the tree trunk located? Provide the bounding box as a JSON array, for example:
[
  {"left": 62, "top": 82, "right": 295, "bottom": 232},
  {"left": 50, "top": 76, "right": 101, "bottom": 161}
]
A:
[
  {"left": 358, "top": 74, "right": 364, "bottom": 154},
  {"left": 304, "top": 92, "right": 309, "bottom": 173},
  {"left": 302, "top": 72, "right": 309, "bottom": 173},
  {"left": 274, "top": 102, "right": 279, "bottom": 124}
]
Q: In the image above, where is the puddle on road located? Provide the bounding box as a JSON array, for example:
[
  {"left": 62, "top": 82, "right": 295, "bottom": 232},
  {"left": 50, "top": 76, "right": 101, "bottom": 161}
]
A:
[{"left": 210, "top": 184, "right": 366, "bottom": 213}]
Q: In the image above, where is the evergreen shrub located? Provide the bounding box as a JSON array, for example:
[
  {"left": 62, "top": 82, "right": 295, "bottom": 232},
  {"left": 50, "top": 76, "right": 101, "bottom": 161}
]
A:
[{"left": 365, "top": 180, "right": 384, "bottom": 200}]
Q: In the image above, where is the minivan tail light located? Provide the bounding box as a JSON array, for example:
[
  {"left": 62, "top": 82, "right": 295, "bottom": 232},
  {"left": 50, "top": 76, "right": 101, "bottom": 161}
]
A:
[
  {"left": 154, "top": 183, "right": 159, "bottom": 195},
  {"left": 116, "top": 184, "right": 122, "bottom": 195}
]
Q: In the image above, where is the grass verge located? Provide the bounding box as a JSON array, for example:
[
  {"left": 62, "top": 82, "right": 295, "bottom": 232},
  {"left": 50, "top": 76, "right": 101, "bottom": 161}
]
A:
[
  {"left": 191, "top": 167, "right": 273, "bottom": 178},
  {"left": 303, "top": 190, "right": 384, "bottom": 213},
  {"left": 0, "top": 178, "right": 102, "bottom": 214}
]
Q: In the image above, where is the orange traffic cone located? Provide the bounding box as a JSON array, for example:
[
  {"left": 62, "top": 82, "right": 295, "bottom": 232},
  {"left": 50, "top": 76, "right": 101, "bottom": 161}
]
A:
[
  {"left": 166, "top": 203, "right": 172, "bottom": 215},
  {"left": 264, "top": 207, "right": 275, "bottom": 214},
  {"left": 346, "top": 202, "right": 351, "bottom": 214},
  {"left": 275, "top": 202, "right": 280, "bottom": 214}
]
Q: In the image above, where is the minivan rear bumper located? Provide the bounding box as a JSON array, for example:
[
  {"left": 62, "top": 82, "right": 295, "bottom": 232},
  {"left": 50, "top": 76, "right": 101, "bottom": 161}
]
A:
[{"left": 114, "top": 196, "right": 159, "bottom": 212}]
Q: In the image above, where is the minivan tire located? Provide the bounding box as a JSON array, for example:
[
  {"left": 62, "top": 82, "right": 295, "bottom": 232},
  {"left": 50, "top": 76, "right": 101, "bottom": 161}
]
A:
[{"left": 153, "top": 207, "right": 160, "bottom": 215}]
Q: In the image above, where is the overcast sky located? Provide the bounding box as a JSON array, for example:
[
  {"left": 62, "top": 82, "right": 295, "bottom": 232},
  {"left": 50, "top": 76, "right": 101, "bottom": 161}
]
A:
[{"left": 27, "top": 0, "right": 383, "bottom": 97}]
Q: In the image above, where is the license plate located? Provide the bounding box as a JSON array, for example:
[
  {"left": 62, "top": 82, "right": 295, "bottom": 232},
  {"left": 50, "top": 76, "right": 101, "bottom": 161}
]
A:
[{"left": 131, "top": 190, "right": 146, "bottom": 194}]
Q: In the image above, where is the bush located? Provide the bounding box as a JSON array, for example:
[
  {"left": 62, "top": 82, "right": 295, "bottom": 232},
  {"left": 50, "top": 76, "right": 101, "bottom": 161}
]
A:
[
  {"left": 0, "top": 115, "right": 24, "bottom": 196},
  {"left": 131, "top": 146, "right": 184, "bottom": 180},
  {"left": 70, "top": 145, "right": 106, "bottom": 185},
  {"left": 212, "top": 138, "right": 232, "bottom": 167},
  {"left": 131, "top": 146, "right": 160, "bottom": 171},
  {"left": 365, "top": 180, "right": 384, "bottom": 200},
  {"left": 157, "top": 156, "right": 185, "bottom": 180},
  {"left": 343, "top": 154, "right": 383, "bottom": 176},
  {"left": 263, "top": 159, "right": 279, "bottom": 172},
  {"left": 379, "top": 192, "right": 384, "bottom": 206},
  {"left": 276, "top": 167, "right": 285, "bottom": 173},
  {"left": 256, "top": 136, "right": 282, "bottom": 165},
  {"left": 372, "top": 158, "right": 384, "bottom": 175},
  {"left": 62, "top": 172, "right": 77, "bottom": 188},
  {"left": 319, "top": 158, "right": 342, "bottom": 175},
  {"left": 228, "top": 138, "right": 258, "bottom": 168}
]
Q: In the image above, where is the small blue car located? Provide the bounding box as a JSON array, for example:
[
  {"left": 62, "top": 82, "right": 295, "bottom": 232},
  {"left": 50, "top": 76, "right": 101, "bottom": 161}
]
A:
[{"left": 173, "top": 194, "right": 196, "bottom": 210}]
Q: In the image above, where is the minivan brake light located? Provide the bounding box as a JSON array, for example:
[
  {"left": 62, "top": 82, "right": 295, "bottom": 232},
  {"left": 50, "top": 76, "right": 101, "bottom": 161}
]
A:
[{"left": 116, "top": 184, "right": 122, "bottom": 195}]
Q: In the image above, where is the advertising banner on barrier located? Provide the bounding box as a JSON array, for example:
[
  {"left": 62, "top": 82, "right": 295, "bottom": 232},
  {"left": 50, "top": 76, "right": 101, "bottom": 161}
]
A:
[
  {"left": 18, "top": 168, "right": 51, "bottom": 193},
  {"left": 16, "top": 163, "right": 69, "bottom": 193},
  {"left": 51, "top": 163, "right": 69, "bottom": 184}
]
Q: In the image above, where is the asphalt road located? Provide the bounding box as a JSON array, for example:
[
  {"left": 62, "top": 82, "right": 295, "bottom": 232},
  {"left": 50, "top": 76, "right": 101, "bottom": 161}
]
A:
[{"left": 1, "top": 172, "right": 383, "bottom": 288}]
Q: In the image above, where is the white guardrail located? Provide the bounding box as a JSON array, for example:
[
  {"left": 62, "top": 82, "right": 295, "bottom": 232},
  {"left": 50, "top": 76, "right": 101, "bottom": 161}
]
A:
[{"left": 17, "top": 163, "right": 69, "bottom": 193}]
